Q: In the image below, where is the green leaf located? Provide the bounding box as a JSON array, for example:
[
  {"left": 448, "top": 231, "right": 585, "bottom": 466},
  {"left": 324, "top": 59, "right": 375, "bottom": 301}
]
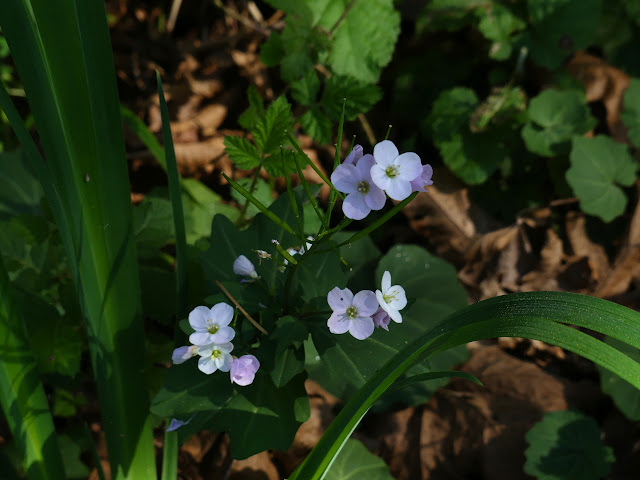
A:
[
  {"left": 438, "top": 132, "right": 506, "bottom": 185},
  {"left": 321, "top": 75, "right": 383, "bottom": 121},
  {"left": 260, "top": 31, "right": 285, "bottom": 67},
  {"left": 238, "top": 85, "right": 266, "bottom": 131},
  {"left": 416, "top": 0, "right": 480, "bottom": 34},
  {"left": 427, "top": 87, "right": 479, "bottom": 144},
  {"left": 263, "top": 148, "right": 297, "bottom": 177},
  {"left": 292, "top": 68, "right": 321, "bottom": 106},
  {"left": 621, "top": 78, "right": 640, "bottom": 148},
  {"left": 477, "top": 4, "right": 526, "bottom": 60},
  {"left": 58, "top": 435, "right": 90, "bottom": 479},
  {"left": 53, "top": 389, "right": 86, "bottom": 417},
  {"left": 566, "top": 135, "right": 637, "bottom": 222},
  {"left": 325, "top": 439, "right": 393, "bottom": 480},
  {"left": 254, "top": 96, "right": 293, "bottom": 155},
  {"left": 524, "top": 410, "right": 614, "bottom": 480},
  {"left": 307, "top": 245, "right": 468, "bottom": 403},
  {"left": 521, "top": 89, "right": 596, "bottom": 157},
  {"left": 230, "top": 177, "right": 274, "bottom": 218},
  {"left": 0, "top": 148, "right": 43, "bottom": 219},
  {"left": 323, "top": 0, "right": 400, "bottom": 82},
  {"left": 224, "top": 135, "right": 262, "bottom": 170},
  {"left": 300, "top": 108, "right": 333, "bottom": 145},
  {"left": 151, "top": 365, "right": 310, "bottom": 459},
  {"left": 292, "top": 251, "right": 346, "bottom": 303},
  {"left": 525, "top": 0, "right": 603, "bottom": 69},
  {"left": 279, "top": 18, "right": 317, "bottom": 83},
  {"left": 598, "top": 336, "right": 640, "bottom": 421}
]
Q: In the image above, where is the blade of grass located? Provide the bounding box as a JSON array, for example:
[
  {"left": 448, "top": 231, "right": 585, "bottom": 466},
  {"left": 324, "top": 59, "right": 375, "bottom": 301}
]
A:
[
  {"left": 0, "top": 1, "right": 156, "bottom": 477},
  {"left": 282, "top": 147, "right": 305, "bottom": 238},
  {"left": 292, "top": 151, "right": 328, "bottom": 230},
  {"left": 0, "top": 258, "right": 66, "bottom": 480},
  {"left": 324, "top": 99, "right": 346, "bottom": 227}
]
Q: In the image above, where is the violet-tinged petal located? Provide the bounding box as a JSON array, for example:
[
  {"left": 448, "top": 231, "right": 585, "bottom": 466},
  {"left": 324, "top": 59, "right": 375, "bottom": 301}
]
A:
[
  {"left": 372, "top": 308, "right": 391, "bottom": 331},
  {"left": 344, "top": 144, "right": 363, "bottom": 165},
  {"left": 233, "top": 255, "right": 258, "bottom": 278},
  {"left": 411, "top": 164, "right": 434, "bottom": 192},
  {"left": 349, "top": 317, "right": 375, "bottom": 340},
  {"left": 230, "top": 355, "right": 260, "bottom": 386},
  {"left": 331, "top": 164, "right": 359, "bottom": 193},
  {"left": 327, "top": 287, "right": 353, "bottom": 312},
  {"left": 167, "top": 418, "right": 187, "bottom": 432},
  {"left": 189, "top": 332, "right": 212, "bottom": 346},
  {"left": 188, "top": 305, "right": 211, "bottom": 330},
  {"left": 373, "top": 140, "right": 399, "bottom": 163},
  {"left": 385, "top": 179, "right": 412, "bottom": 201},
  {"left": 353, "top": 290, "right": 378, "bottom": 316},
  {"left": 343, "top": 192, "right": 370, "bottom": 220},
  {"left": 395, "top": 152, "right": 423, "bottom": 181},
  {"left": 172, "top": 345, "right": 196, "bottom": 364},
  {"left": 364, "top": 185, "right": 386, "bottom": 211},
  {"left": 210, "top": 302, "right": 234, "bottom": 327},
  {"left": 328, "top": 311, "right": 350, "bottom": 334},
  {"left": 356, "top": 154, "right": 376, "bottom": 177}
]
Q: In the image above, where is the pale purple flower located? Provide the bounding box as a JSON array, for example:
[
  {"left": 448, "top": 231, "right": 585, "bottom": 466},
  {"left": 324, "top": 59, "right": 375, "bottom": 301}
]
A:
[
  {"left": 188, "top": 304, "right": 236, "bottom": 346},
  {"left": 233, "top": 255, "right": 259, "bottom": 279},
  {"left": 172, "top": 345, "right": 198, "bottom": 364},
  {"left": 166, "top": 414, "right": 195, "bottom": 432},
  {"left": 327, "top": 287, "right": 378, "bottom": 340},
  {"left": 410, "top": 164, "right": 434, "bottom": 192},
  {"left": 375, "top": 271, "right": 407, "bottom": 323},
  {"left": 230, "top": 355, "right": 260, "bottom": 386},
  {"left": 331, "top": 154, "right": 386, "bottom": 220},
  {"left": 344, "top": 144, "right": 363, "bottom": 165},
  {"left": 372, "top": 308, "right": 391, "bottom": 331},
  {"left": 196, "top": 342, "right": 234, "bottom": 374},
  {"left": 370, "top": 140, "right": 422, "bottom": 201}
]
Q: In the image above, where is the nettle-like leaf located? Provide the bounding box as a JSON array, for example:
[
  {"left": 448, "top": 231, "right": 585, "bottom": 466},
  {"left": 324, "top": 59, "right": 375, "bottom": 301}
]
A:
[
  {"left": 566, "top": 135, "right": 637, "bottom": 222},
  {"left": 476, "top": 3, "right": 526, "bottom": 60},
  {"left": 224, "top": 135, "right": 262, "bottom": 170},
  {"left": 254, "top": 96, "right": 293, "bottom": 155},
  {"left": 416, "top": 0, "right": 480, "bottom": 33},
  {"left": 230, "top": 176, "right": 274, "bottom": 217},
  {"left": 300, "top": 108, "right": 333, "bottom": 144},
  {"left": 307, "top": 245, "right": 468, "bottom": 405},
  {"left": 263, "top": 148, "right": 298, "bottom": 177},
  {"left": 598, "top": 336, "right": 640, "bottom": 421},
  {"left": 427, "top": 87, "right": 506, "bottom": 184},
  {"left": 291, "top": 68, "right": 321, "bottom": 106},
  {"left": 321, "top": 75, "right": 383, "bottom": 121},
  {"left": 621, "top": 78, "right": 640, "bottom": 148},
  {"left": 524, "top": 410, "right": 614, "bottom": 480},
  {"left": 525, "top": 0, "right": 603, "bottom": 69},
  {"left": 324, "top": 439, "right": 394, "bottom": 480},
  {"left": 238, "top": 85, "right": 265, "bottom": 131},
  {"left": 521, "top": 89, "right": 596, "bottom": 157}
]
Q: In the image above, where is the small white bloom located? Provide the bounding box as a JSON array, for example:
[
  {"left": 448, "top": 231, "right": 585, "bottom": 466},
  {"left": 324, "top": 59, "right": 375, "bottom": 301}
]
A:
[
  {"left": 172, "top": 345, "right": 198, "bottom": 364},
  {"left": 196, "top": 342, "right": 234, "bottom": 374},
  {"left": 375, "top": 271, "right": 407, "bottom": 323},
  {"left": 233, "top": 255, "right": 259, "bottom": 279},
  {"left": 370, "top": 140, "right": 423, "bottom": 201},
  {"left": 188, "top": 304, "right": 236, "bottom": 346}
]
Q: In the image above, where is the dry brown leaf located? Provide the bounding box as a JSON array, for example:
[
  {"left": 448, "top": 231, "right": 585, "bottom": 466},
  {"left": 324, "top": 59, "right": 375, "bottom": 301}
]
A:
[
  {"left": 174, "top": 136, "right": 227, "bottom": 174},
  {"left": 229, "top": 452, "right": 280, "bottom": 480},
  {"left": 565, "top": 211, "right": 610, "bottom": 283}
]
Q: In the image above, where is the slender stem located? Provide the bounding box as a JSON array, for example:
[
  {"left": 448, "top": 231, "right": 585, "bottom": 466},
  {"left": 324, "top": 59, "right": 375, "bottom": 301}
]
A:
[
  {"left": 216, "top": 280, "right": 269, "bottom": 335},
  {"left": 236, "top": 157, "right": 265, "bottom": 225},
  {"left": 358, "top": 113, "right": 376, "bottom": 146}
]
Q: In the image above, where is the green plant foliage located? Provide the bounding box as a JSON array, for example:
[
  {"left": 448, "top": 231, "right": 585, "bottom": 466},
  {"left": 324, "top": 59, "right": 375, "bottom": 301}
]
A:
[
  {"left": 477, "top": 3, "right": 526, "bottom": 60},
  {"left": 223, "top": 136, "right": 262, "bottom": 170},
  {"left": 254, "top": 96, "right": 293, "bottom": 155},
  {"left": 322, "top": 76, "right": 383, "bottom": 121},
  {"left": 238, "top": 85, "right": 266, "bottom": 131},
  {"left": 58, "top": 435, "right": 90, "bottom": 479},
  {"left": 306, "top": 245, "right": 468, "bottom": 403},
  {"left": 525, "top": 0, "right": 603, "bottom": 69},
  {"left": 524, "top": 410, "right": 614, "bottom": 480},
  {"left": 301, "top": 108, "right": 334, "bottom": 144},
  {"left": 230, "top": 177, "right": 274, "bottom": 217},
  {"left": 521, "top": 89, "right": 596, "bottom": 157},
  {"left": 598, "top": 336, "right": 640, "bottom": 421},
  {"left": 0, "top": 149, "right": 43, "bottom": 219},
  {"left": 566, "top": 135, "right": 637, "bottom": 222},
  {"left": 324, "top": 439, "right": 393, "bottom": 480},
  {"left": 621, "top": 78, "right": 640, "bottom": 147}
]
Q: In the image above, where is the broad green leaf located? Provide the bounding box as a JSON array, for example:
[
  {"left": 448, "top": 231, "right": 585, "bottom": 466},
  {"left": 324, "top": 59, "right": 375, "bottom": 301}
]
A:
[
  {"left": 620, "top": 78, "right": 640, "bottom": 148},
  {"left": 300, "top": 108, "right": 333, "bottom": 145},
  {"left": 321, "top": 75, "right": 383, "bottom": 122},
  {"left": 0, "top": 149, "right": 43, "bottom": 219},
  {"left": 151, "top": 365, "right": 310, "bottom": 459},
  {"left": 524, "top": 410, "right": 614, "bottom": 480},
  {"left": 263, "top": 148, "right": 298, "bottom": 177},
  {"left": 525, "top": 0, "right": 603, "bottom": 69},
  {"left": 230, "top": 177, "right": 274, "bottom": 218},
  {"left": 238, "top": 85, "right": 266, "bottom": 131},
  {"left": 427, "top": 87, "right": 478, "bottom": 144},
  {"left": 58, "top": 435, "right": 90, "bottom": 479},
  {"left": 292, "top": 251, "right": 346, "bottom": 303},
  {"left": 323, "top": 0, "right": 400, "bottom": 82},
  {"left": 521, "top": 89, "right": 596, "bottom": 157},
  {"left": 260, "top": 31, "right": 285, "bottom": 67},
  {"left": 254, "top": 96, "right": 293, "bottom": 155},
  {"left": 279, "top": 18, "right": 318, "bottom": 82},
  {"left": 224, "top": 135, "right": 261, "bottom": 170},
  {"left": 292, "top": 68, "right": 321, "bottom": 106},
  {"left": 566, "top": 135, "right": 637, "bottom": 222},
  {"left": 598, "top": 336, "right": 640, "bottom": 421},
  {"left": 324, "top": 439, "right": 393, "bottom": 480},
  {"left": 477, "top": 4, "right": 526, "bottom": 60},
  {"left": 438, "top": 132, "right": 506, "bottom": 185},
  {"left": 307, "top": 245, "right": 468, "bottom": 403},
  {"left": 416, "top": 0, "right": 479, "bottom": 33}
]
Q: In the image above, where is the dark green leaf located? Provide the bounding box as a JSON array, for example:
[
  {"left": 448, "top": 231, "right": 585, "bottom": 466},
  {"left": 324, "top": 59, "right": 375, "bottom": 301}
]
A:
[
  {"left": 254, "top": 96, "right": 293, "bottom": 155},
  {"left": 224, "top": 135, "right": 262, "bottom": 170},
  {"left": 230, "top": 177, "right": 274, "bottom": 218},
  {"left": 0, "top": 148, "right": 43, "bottom": 219},
  {"left": 477, "top": 4, "right": 526, "bottom": 60},
  {"left": 621, "top": 78, "right": 640, "bottom": 148},
  {"left": 238, "top": 85, "right": 266, "bottom": 131},
  {"left": 291, "top": 69, "right": 321, "bottom": 106},
  {"left": 260, "top": 31, "right": 285, "bottom": 67},
  {"left": 322, "top": 76, "right": 382, "bottom": 121},
  {"left": 598, "top": 336, "right": 640, "bottom": 421},
  {"left": 263, "top": 148, "right": 297, "bottom": 177},
  {"left": 325, "top": 439, "right": 393, "bottom": 480},
  {"left": 427, "top": 87, "right": 478, "bottom": 144},
  {"left": 58, "top": 435, "right": 90, "bottom": 479},
  {"left": 300, "top": 108, "right": 333, "bottom": 144}
]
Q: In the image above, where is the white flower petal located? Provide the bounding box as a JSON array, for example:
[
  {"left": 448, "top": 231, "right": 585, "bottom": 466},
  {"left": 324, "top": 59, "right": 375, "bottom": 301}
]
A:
[
  {"left": 387, "top": 285, "right": 407, "bottom": 310},
  {"left": 327, "top": 287, "right": 353, "bottom": 311},
  {"left": 370, "top": 164, "right": 391, "bottom": 190},
  {"left": 395, "top": 152, "right": 423, "bottom": 181},
  {"left": 381, "top": 271, "right": 391, "bottom": 292},
  {"left": 385, "top": 178, "right": 412, "bottom": 201},
  {"left": 349, "top": 317, "right": 375, "bottom": 340},
  {"left": 210, "top": 302, "right": 234, "bottom": 327},
  {"left": 233, "top": 255, "right": 257, "bottom": 277},
  {"left": 373, "top": 140, "right": 399, "bottom": 164},
  {"left": 198, "top": 356, "right": 217, "bottom": 374},
  {"left": 328, "top": 312, "right": 350, "bottom": 334},
  {"left": 343, "top": 192, "right": 370, "bottom": 220},
  {"left": 388, "top": 308, "right": 403, "bottom": 323},
  {"left": 376, "top": 290, "right": 387, "bottom": 310},
  {"left": 189, "top": 332, "right": 212, "bottom": 346},
  {"left": 188, "top": 306, "right": 211, "bottom": 330}
]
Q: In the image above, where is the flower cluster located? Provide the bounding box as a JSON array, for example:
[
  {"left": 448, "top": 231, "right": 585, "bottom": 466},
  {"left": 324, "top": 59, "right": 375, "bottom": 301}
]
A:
[
  {"left": 172, "top": 303, "right": 260, "bottom": 386},
  {"left": 327, "top": 270, "right": 407, "bottom": 340},
  {"left": 331, "top": 140, "right": 433, "bottom": 220}
]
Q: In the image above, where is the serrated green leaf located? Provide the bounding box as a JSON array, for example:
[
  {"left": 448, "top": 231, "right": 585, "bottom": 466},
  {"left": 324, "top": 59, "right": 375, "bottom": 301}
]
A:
[
  {"left": 292, "top": 68, "right": 321, "bottom": 106},
  {"left": 300, "top": 108, "right": 333, "bottom": 144},
  {"left": 524, "top": 410, "right": 614, "bottom": 480},
  {"left": 260, "top": 31, "right": 285, "bottom": 67},
  {"left": 598, "top": 336, "right": 640, "bottom": 421},
  {"left": 477, "top": 4, "right": 526, "bottom": 60},
  {"left": 323, "top": 0, "right": 400, "bottom": 82},
  {"left": 254, "top": 96, "right": 292, "bottom": 155},
  {"left": 325, "top": 439, "right": 393, "bottom": 480},
  {"left": 230, "top": 177, "right": 274, "bottom": 218},
  {"left": 322, "top": 76, "right": 382, "bottom": 121},
  {"left": 0, "top": 148, "right": 43, "bottom": 219},
  {"left": 307, "top": 245, "right": 468, "bottom": 404},
  {"left": 263, "top": 148, "right": 298, "bottom": 177},
  {"left": 238, "top": 85, "right": 265, "bottom": 131},
  {"left": 224, "top": 135, "right": 262, "bottom": 170},
  {"left": 521, "top": 89, "right": 596, "bottom": 157},
  {"left": 280, "top": 18, "right": 318, "bottom": 82},
  {"left": 526, "top": 0, "right": 603, "bottom": 69},
  {"left": 566, "top": 135, "right": 637, "bottom": 222},
  {"left": 416, "top": 0, "right": 479, "bottom": 34},
  {"left": 621, "top": 78, "right": 640, "bottom": 148}
]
